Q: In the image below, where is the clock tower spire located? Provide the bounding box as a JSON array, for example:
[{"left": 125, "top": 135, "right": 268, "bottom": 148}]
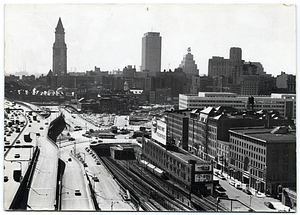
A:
[{"left": 53, "top": 17, "right": 67, "bottom": 76}]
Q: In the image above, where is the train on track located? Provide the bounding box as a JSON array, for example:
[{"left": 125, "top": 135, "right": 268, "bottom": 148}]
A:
[{"left": 140, "top": 160, "right": 168, "bottom": 179}]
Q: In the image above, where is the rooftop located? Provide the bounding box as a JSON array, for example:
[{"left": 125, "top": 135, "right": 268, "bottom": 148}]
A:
[{"left": 230, "top": 126, "right": 296, "bottom": 144}]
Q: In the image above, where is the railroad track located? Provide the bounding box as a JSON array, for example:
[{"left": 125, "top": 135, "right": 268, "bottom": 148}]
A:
[
  {"left": 121, "top": 160, "right": 227, "bottom": 212},
  {"left": 100, "top": 157, "right": 160, "bottom": 211},
  {"left": 101, "top": 157, "right": 193, "bottom": 211}
]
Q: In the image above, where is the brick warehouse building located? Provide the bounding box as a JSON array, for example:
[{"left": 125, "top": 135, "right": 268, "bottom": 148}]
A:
[{"left": 229, "top": 126, "right": 296, "bottom": 197}]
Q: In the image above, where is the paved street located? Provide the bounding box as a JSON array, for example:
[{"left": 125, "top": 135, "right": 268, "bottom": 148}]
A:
[{"left": 215, "top": 170, "right": 292, "bottom": 212}]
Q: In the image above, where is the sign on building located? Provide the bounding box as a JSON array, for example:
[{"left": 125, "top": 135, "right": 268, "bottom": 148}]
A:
[
  {"left": 152, "top": 117, "right": 167, "bottom": 145},
  {"left": 195, "top": 163, "right": 212, "bottom": 172}
]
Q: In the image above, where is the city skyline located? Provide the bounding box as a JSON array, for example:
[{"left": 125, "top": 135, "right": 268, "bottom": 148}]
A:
[{"left": 4, "top": 4, "right": 296, "bottom": 78}]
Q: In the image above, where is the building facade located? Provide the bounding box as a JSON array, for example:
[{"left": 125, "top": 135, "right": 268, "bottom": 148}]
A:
[
  {"left": 179, "top": 92, "right": 296, "bottom": 119},
  {"left": 141, "top": 32, "right": 162, "bottom": 74},
  {"left": 52, "top": 18, "right": 67, "bottom": 76},
  {"left": 229, "top": 126, "right": 296, "bottom": 197},
  {"left": 276, "top": 71, "right": 296, "bottom": 93},
  {"left": 178, "top": 47, "right": 199, "bottom": 77}
]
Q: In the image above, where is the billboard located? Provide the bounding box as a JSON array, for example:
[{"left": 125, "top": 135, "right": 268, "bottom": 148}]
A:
[
  {"left": 195, "top": 174, "right": 212, "bottom": 183},
  {"left": 152, "top": 117, "right": 167, "bottom": 145},
  {"left": 195, "top": 163, "right": 212, "bottom": 172}
]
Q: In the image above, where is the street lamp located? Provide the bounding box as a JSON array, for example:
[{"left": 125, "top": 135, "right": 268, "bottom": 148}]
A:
[{"left": 249, "top": 195, "right": 254, "bottom": 207}]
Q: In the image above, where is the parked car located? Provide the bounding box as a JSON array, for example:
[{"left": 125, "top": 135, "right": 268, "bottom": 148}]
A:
[
  {"left": 4, "top": 176, "right": 8, "bottom": 182},
  {"left": 264, "top": 202, "right": 275, "bottom": 209},
  {"left": 14, "top": 154, "right": 20, "bottom": 158},
  {"left": 235, "top": 183, "right": 242, "bottom": 190},
  {"left": 243, "top": 188, "right": 252, "bottom": 195},
  {"left": 229, "top": 181, "right": 235, "bottom": 186},
  {"left": 75, "top": 189, "right": 81, "bottom": 196},
  {"left": 215, "top": 185, "right": 226, "bottom": 192}
]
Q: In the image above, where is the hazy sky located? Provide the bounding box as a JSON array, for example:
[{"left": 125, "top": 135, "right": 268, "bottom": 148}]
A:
[{"left": 4, "top": 3, "right": 297, "bottom": 77}]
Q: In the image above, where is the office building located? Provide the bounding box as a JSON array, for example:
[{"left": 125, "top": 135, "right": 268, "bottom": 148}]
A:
[
  {"left": 179, "top": 92, "right": 296, "bottom": 119},
  {"left": 141, "top": 32, "right": 162, "bottom": 74},
  {"left": 178, "top": 47, "right": 199, "bottom": 77},
  {"left": 53, "top": 18, "right": 67, "bottom": 76}
]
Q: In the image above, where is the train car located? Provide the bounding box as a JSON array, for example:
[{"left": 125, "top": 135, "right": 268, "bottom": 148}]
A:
[
  {"left": 140, "top": 159, "right": 168, "bottom": 179},
  {"left": 140, "top": 159, "right": 149, "bottom": 168}
]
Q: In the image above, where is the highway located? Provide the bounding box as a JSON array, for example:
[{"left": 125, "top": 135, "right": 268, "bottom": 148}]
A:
[
  {"left": 3, "top": 100, "right": 35, "bottom": 209},
  {"left": 26, "top": 106, "right": 59, "bottom": 210},
  {"left": 58, "top": 108, "right": 135, "bottom": 211}
]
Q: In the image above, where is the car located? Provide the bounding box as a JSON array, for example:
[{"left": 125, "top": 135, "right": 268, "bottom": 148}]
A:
[
  {"left": 91, "top": 141, "right": 97, "bottom": 144},
  {"left": 98, "top": 140, "right": 103, "bottom": 143},
  {"left": 83, "top": 163, "right": 88, "bottom": 167},
  {"left": 264, "top": 202, "right": 275, "bottom": 209},
  {"left": 243, "top": 189, "right": 252, "bottom": 195},
  {"left": 5, "top": 141, "right": 10, "bottom": 145},
  {"left": 215, "top": 185, "right": 226, "bottom": 192},
  {"left": 235, "top": 183, "right": 242, "bottom": 190},
  {"left": 93, "top": 177, "right": 99, "bottom": 182},
  {"left": 4, "top": 176, "right": 8, "bottom": 182},
  {"left": 29, "top": 125, "right": 31, "bottom": 127},
  {"left": 229, "top": 181, "right": 235, "bottom": 186},
  {"left": 75, "top": 189, "right": 81, "bottom": 196},
  {"left": 68, "top": 137, "right": 75, "bottom": 141},
  {"left": 96, "top": 161, "right": 101, "bottom": 165},
  {"left": 6, "top": 133, "right": 11, "bottom": 136},
  {"left": 16, "top": 140, "right": 20, "bottom": 144},
  {"left": 40, "top": 127, "right": 44, "bottom": 130},
  {"left": 218, "top": 174, "right": 226, "bottom": 180},
  {"left": 14, "top": 154, "right": 20, "bottom": 158},
  {"left": 214, "top": 171, "right": 220, "bottom": 176},
  {"left": 68, "top": 158, "right": 72, "bottom": 162}
]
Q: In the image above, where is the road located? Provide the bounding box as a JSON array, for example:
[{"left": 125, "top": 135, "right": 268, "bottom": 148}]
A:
[
  {"left": 217, "top": 172, "right": 283, "bottom": 212},
  {"left": 26, "top": 104, "right": 59, "bottom": 210},
  {"left": 59, "top": 108, "right": 135, "bottom": 211},
  {"left": 3, "top": 101, "right": 34, "bottom": 209}
]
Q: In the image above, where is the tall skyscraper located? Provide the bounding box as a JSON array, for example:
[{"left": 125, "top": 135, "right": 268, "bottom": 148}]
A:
[
  {"left": 141, "top": 32, "right": 162, "bottom": 73},
  {"left": 178, "top": 47, "right": 199, "bottom": 77},
  {"left": 53, "top": 18, "right": 67, "bottom": 76}
]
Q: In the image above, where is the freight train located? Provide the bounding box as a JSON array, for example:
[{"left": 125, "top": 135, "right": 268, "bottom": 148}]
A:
[{"left": 140, "top": 160, "right": 168, "bottom": 179}]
